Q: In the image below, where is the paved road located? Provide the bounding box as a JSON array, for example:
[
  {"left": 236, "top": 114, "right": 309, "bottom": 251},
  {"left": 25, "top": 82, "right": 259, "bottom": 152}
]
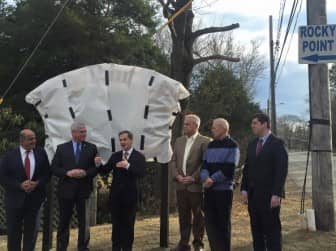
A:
[{"left": 288, "top": 151, "right": 312, "bottom": 196}]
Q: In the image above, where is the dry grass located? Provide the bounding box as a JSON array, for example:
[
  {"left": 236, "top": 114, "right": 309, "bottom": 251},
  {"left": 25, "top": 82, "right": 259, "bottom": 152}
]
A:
[{"left": 0, "top": 179, "right": 335, "bottom": 250}]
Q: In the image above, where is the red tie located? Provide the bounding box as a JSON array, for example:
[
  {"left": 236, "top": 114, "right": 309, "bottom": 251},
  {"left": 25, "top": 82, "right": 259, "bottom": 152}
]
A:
[
  {"left": 256, "top": 139, "right": 263, "bottom": 156},
  {"left": 24, "top": 151, "right": 31, "bottom": 179}
]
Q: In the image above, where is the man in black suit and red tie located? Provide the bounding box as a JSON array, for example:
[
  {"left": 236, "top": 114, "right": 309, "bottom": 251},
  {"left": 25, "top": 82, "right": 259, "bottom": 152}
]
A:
[
  {"left": 52, "top": 122, "right": 99, "bottom": 251},
  {"left": 95, "top": 130, "right": 146, "bottom": 251},
  {"left": 0, "top": 129, "right": 50, "bottom": 251},
  {"left": 241, "top": 113, "right": 288, "bottom": 251}
]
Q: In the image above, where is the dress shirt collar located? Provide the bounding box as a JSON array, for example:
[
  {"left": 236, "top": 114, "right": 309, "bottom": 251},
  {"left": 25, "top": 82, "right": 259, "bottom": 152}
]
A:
[
  {"left": 72, "top": 140, "right": 81, "bottom": 147},
  {"left": 186, "top": 132, "right": 198, "bottom": 141},
  {"left": 259, "top": 131, "right": 272, "bottom": 145},
  {"left": 20, "top": 146, "right": 32, "bottom": 155},
  {"left": 123, "top": 148, "right": 134, "bottom": 157}
]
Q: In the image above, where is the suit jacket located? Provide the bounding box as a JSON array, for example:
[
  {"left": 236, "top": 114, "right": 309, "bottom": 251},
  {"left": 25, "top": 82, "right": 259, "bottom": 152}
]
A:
[
  {"left": 241, "top": 134, "right": 288, "bottom": 207},
  {"left": 51, "top": 141, "right": 98, "bottom": 199},
  {"left": 170, "top": 134, "right": 211, "bottom": 192},
  {"left": 0, "top": 146, "right": 50, "bottom": 209},
  {"left": 100, "top": 149, "right": 146, "bottom": 207}
]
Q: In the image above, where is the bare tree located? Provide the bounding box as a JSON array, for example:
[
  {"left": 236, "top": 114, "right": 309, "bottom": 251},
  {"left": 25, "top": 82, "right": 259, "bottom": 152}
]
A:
[
  {"left": 157, "top": 0, "right": 240, "bottom": 137},
  {"left": 194, "top": 31, "right": 266, "bottom": 97}
]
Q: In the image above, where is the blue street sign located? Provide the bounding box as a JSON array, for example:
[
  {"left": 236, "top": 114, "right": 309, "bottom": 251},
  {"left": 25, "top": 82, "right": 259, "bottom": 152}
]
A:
[{"left": 299, "top": 24, "right": 336, "bottom": 64}]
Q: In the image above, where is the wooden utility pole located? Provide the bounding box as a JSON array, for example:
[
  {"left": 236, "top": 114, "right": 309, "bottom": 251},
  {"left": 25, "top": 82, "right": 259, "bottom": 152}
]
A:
[
  {"left": 269, "top": 15, "right": 277, "bottom": 134},
  {"left": 307, "top": 0, "right": 336, "bottom": 231},
  {"left": 160, "top": 163, "right": 169, "bottom": 248}
]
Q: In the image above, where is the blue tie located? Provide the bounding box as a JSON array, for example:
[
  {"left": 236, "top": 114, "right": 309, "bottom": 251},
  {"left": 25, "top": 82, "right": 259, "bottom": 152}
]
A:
[{"left": 75, "top": 143, "right": 81, "bottom": 164}]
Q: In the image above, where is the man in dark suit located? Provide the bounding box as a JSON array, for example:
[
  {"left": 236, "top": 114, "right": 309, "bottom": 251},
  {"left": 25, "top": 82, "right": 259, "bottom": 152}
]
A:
[
  {"left": 0, "top": 129, "right": 50, "bottom": 251},
  {"left": 52, "top": 122, "right": 99, "bottom": 251},
  {"left": 241, "top": 113, "right": 288, "bottom": 251},
  {"left": 96, "top": 130, "right": 146, "bottom": 251}
]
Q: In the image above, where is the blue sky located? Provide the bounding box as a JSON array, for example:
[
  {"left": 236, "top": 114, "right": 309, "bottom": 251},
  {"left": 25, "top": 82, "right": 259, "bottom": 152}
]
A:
[{"left": 193, "top": 0, "right": 336, "bottom": 119}]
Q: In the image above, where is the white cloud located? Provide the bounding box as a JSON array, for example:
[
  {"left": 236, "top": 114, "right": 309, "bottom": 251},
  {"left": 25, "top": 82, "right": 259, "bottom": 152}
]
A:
[
  {"left": 194, "top": 0, "right": 291, "bottom": 17},
  {"left": 194, "top": 0, "right": 336, "bottom": 17}
]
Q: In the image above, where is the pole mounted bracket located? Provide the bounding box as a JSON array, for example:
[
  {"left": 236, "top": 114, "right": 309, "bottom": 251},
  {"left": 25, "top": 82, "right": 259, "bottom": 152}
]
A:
[{"left": 310, "top": 118, "right": 330, "bottom": 126}]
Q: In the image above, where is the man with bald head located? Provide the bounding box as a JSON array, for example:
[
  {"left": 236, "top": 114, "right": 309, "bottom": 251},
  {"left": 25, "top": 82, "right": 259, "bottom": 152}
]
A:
[
  {"left": 170, "top": 114, "right": 211, "bottom": 251},
  {"left": 200, "top": 118, "right": 240, "bottom": 251},
  {"left": 0, "top": 129, "right": 50, "bottom": 251}
]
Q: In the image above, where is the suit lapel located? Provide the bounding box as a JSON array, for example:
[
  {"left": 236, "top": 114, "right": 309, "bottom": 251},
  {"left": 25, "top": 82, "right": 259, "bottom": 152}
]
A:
[
  {"left": 32, "top": 149, "right": 38, "bottom": 180},
  {"left": 79, "top": 141, "right": 88, "bottom": 164},
  {"left": 179, "top": 137, "right": 187, "bottom": 172},
  {"left": 187, "top": 135, "right": 199, "bottom": 161},
  {"left": 250, "top": 138, "right": 259, "bottom": 160},
  {"left": 17, "top": 148, "right": 27, "bottom": 180},
  {"left": 67, "top": 141, "right": 77, "bottom": 166},
  {"left": 128, "top": 149, "right": 135, "bottom": 163}
]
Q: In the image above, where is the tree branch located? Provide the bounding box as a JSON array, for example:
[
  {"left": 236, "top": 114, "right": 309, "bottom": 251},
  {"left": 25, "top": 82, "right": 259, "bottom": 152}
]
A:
[
  {"left": 193, "top": 55, "right": 240, "bottom": 66},
  {"left": 191, "top": 23, "right": 240, "bottom": 41},
  {"left": 157, "top": 0, "right": 174, "bottom": 18},
  {"left": 157, "top": 0, "right": 167, "bottom": 7}
]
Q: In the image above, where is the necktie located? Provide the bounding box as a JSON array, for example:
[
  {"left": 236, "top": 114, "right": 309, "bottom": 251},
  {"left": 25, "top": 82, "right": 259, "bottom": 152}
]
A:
[
  {"left": 123, "top": 151, "right": 129, "bottom": 160},
  {"left": 256, "top": 139, "right": 263, "bottom": 156},
  {"left": 24, "top": 151, "right": 31, "bottom": 179},
  {"left": 75, "top": 143, "right": 81, "bottom": 164}
]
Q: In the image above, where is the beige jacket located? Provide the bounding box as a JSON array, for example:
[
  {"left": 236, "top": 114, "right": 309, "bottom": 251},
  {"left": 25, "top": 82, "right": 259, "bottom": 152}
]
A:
[{"left": 169, "top": 134, "right": 211, "bottom": 192}]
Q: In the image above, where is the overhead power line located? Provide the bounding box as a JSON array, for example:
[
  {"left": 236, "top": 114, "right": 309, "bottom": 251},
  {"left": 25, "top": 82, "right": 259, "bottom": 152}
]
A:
[
  {"left": 276, "top": 0, "right": 303, "bottom": 83},
  {"left": 275, "top": 0, "right": 287, "bottom": 59},
  {"left": 0, "top": 0, "right": 71, "bottom": 105},
  {"left": 275, "top": 0, "right": 300, "bottom": 74}
]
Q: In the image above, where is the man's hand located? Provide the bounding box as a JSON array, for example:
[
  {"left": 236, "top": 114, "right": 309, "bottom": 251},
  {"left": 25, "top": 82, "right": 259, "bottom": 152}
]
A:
[
  {"left": 182, "top": 176, "right": 194, "bottom": 185},
  {"left": 203, "top": 177, "right": 214, "bottom": 188},
  {"left": 94, "top": 156, "right": 102, "bottom": 167},
  {"left": 20, "top": 180, "right": 39, "bottom": 193},
  {"left": 270, "top": 195, "right": 281, "bottom": 208},
  {"left": 66, "top": 169, "right": 87, "bottom": 178},
  {"left": 77, "top": 169, "right": 87, "bottom": 178},
  {"left": 241, "top": 190, "right": 248, "bottom": 204},
  {"left": 20, "top": 180, "right": 32, "bottom": 193},
  {"left": 66, "top": 169, "right": 76, "bottom": 178},
  {"left": 116, "top": 159, "right": 129, "bottom": 169},
  {"left": 175, "top": 175, "right": 184, "bottom": 183},
  {"left": 28, "top": 181, "right": 39, "bottom": 192}
]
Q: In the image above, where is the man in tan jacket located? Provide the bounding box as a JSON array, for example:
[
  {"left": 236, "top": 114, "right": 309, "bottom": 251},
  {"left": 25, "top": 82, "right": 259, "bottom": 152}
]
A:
[{"left": 170, "top": 114, "right": 211, "bottom": 251}]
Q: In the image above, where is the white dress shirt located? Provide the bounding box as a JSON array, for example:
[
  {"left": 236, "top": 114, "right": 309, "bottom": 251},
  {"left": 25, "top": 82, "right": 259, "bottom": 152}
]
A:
[
  {"left": 20, "top": 146, "right": 36, "bottom": 179},
  {"left": 260, "top": 131, "right": 272, "bottom": 146},
  {"left": 182, "top": 132, "right": 198, "bottom": 175}
]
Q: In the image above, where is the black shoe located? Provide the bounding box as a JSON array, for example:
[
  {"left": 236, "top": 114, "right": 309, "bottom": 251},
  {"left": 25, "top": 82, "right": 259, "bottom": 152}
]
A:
[{"left": 192, "top": 241, "right": 204, "bottom": 251}]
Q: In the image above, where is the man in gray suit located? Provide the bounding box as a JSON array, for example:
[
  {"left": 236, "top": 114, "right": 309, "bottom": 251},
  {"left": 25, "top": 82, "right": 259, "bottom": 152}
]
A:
[{"left": 170, "top": 114, "right": 211, "bottom": 251}]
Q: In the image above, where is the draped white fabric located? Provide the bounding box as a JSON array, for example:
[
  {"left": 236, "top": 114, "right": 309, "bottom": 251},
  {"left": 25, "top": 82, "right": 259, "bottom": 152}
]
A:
[{"left": 25, "top": 63, "right": 189, "bottom": 163}]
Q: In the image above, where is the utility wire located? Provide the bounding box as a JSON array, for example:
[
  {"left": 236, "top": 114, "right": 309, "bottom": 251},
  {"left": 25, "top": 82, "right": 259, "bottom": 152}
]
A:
[
  {"left": 0, "top": 0, "right": 71, "bottom": 105},
  {"left": 276, "top": 0, "right": 303, "bottom": 83},
  {"left": 275, "top": 0, "right": 286, "bottom": 59},
  {"left": 157, "top": 0, "right": 193, "bottom": 32},
  {"left": 301, "top": 120, "right": 312, "bottom": 214},
  {"left": 275, "top": 0, "right": 299, "bottom": 74}
]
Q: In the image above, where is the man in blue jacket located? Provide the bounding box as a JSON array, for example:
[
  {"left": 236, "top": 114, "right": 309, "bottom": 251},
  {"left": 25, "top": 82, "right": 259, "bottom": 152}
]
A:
[{"left": 200, "top": 118, "right": 240, "bottom": 251}]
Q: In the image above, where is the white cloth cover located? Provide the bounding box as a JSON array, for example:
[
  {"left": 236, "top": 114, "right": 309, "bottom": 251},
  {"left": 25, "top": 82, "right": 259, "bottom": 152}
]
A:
[{"left": 25, "top": 63, "right": 189, "bottom": 163}]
